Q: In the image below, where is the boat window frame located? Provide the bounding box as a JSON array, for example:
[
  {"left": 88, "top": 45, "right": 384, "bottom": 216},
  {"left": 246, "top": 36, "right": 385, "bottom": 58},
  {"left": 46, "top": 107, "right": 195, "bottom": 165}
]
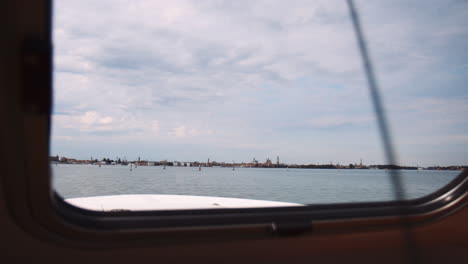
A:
[{"left": 2, "top": 0, "right": 467, "bottom": 247}]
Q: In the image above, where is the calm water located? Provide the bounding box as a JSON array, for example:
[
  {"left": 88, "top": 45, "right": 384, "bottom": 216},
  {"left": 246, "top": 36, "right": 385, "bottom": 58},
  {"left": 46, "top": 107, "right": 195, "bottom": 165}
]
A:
[{"left": 53, "top": 164, "right": 459, "bottom": 204}]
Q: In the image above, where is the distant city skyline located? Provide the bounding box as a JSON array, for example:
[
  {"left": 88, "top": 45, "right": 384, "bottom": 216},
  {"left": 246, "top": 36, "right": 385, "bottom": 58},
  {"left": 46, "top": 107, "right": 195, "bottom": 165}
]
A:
[
  {"left": 49, "top": 153, "right": 466, "bottom": 168},
  {"left": 51, "top": 154, "right": 466, "bottom": 171},
  {"left": 51, "top": 1, "right": 468, "bottom": 167}
]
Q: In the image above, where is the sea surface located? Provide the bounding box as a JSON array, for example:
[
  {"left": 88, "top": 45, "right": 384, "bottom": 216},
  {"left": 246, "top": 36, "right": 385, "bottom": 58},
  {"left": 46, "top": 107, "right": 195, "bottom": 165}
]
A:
[{"left": 53, "top": 164, "right": 460, "bottom": 205}]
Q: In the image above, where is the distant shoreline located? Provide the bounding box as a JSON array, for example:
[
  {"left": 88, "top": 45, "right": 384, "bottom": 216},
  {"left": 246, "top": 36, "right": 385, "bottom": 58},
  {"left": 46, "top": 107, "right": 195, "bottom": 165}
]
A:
[{"left": 50, "top": 158, "right": 466, "bottom": 172}]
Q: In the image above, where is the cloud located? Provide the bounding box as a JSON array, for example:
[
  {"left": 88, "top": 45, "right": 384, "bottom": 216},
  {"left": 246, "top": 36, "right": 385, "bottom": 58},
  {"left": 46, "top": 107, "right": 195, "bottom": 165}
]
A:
[
  {"left": 307, "top": 115, "right": 371, "bottom": 129},
  {"left": 403, "top": 97, "right": 468, "bottom": 115},
  {"left": 169, "top": 126, "right": 187, "bottom": 138},
  {"left": 54, "top": 111, "right": 114, "bottom": 132},
  {"left": 53, "top": 111, "right": 159, "bottom": 138},
  {"left": 446, "top": 134, "right": 468, "bottom": 144}
]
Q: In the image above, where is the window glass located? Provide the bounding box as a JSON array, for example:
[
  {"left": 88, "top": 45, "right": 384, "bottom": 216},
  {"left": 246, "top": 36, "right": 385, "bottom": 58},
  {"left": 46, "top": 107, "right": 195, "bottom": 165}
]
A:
[{"left": 52, "top": 0, "right": 465, "bottom": 211}]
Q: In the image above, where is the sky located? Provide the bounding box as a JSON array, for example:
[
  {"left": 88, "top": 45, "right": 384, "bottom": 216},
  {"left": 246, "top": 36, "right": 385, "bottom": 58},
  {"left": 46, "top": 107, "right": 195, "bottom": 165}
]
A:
[{"left": 51, "top": 0, "right": 468, "bottom": 166}]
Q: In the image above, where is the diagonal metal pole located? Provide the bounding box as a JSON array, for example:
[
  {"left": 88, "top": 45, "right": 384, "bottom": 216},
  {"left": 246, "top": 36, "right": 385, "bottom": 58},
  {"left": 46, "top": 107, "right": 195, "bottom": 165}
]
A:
[
  {"left": 346, "top": 1, "right": 418, "bottom": 263},
  {"left": 346, "top": 0, "right": 403, "bottom": 200}
]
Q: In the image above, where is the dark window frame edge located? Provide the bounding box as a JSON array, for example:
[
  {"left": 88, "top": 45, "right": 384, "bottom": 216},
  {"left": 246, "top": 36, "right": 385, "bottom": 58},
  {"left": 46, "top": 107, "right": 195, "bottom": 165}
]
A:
[{"left": 3, "top": 0, "right": 467, "bottom": 248}]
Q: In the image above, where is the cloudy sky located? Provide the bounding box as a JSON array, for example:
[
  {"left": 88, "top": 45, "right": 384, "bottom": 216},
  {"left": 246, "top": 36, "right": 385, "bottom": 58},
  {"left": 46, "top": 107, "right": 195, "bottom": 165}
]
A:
[{"left": 51, "top": 0, "right": 468, "bottom": 166}]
